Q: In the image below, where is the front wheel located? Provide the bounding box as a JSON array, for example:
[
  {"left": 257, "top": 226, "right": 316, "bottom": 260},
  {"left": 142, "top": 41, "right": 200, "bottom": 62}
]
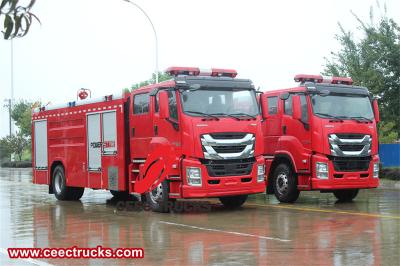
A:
[
  {"left": 272, "top": 163, "right": 300, "bottom": 203},
  {"left": 333, "top": 189, "right": 359, "bottom": 202},
  {"left": 145, "top": 181, "right": 171, "bottom": 213},
  {"left": 219, "top": 195, "right": 248, "bottom": 209}
]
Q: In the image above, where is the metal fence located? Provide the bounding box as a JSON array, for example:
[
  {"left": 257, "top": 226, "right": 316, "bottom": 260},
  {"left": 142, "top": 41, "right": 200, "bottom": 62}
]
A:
[{"left": 379, "top": 144, "right": 400, "bottom": 168}]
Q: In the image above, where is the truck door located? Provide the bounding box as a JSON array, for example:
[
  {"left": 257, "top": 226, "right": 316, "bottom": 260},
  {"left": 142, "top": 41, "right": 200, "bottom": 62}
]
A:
[
  {"left": 281, "top": 94, "right": 312, "bottom": 172},
  {"left": 87, "top": 113, "right": 102, "bottom": 188},
  {"left": 130, "top": 93, "right": 153, "bottom": 158},
  {"left": 261, "top": 95, "right": 282, "bottom": 155},
  {"left": 153, "top": 89, "right": 180, "bottom": 147}
]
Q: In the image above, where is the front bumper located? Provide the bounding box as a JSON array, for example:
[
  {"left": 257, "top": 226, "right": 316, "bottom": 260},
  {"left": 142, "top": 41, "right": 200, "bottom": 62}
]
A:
[
  {"left": 311, "top": 154, "right": 379, "bottom": 190},
  {"left": 181, "top": 156, "right": 266, "bottom": 198}
]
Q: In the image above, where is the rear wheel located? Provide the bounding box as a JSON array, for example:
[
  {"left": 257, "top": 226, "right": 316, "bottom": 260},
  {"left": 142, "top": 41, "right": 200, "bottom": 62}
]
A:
[
  {"left": 52, "top": 165, "right": 84, "bottom": 200},
  {"left": 272, "top": 163, "right": 300, "bottom": 203},
  {"left": 333, "top": 189, "right": 359, "bottom": 202},
  {"left": 219, "top": 195, "right": 248, "bottom": 209},
  {"left": 146, "top": 181, "right": 171, "bottom": 213}
]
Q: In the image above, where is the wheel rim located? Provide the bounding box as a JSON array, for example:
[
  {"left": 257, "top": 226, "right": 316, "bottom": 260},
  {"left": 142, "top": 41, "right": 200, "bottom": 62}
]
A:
[
  {"left": 54, "top": 172, "right": 63, "bottom": 194},
  {"left": 276, "top": 173, "right": 289, "bottom": 195},
  {"left": 149, "top": 183, "right": 163, "bottom": 202}
]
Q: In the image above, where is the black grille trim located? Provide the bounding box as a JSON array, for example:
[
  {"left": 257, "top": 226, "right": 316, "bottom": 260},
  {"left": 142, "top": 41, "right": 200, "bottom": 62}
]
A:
[
  {"left": 212, "top": 145, "right": 246, "bottom": 153},
  {"left": 328, "top": 156, "right": 371, "bottom": 172},
  {"left": 337, "top": 144, "right": 364, "bottom": 151},
  {"left": 335, "top": 133, "right": 365, "bottom": 139},
  {"left": 209, "top": 132, "right": 247, "bottom": 139},
  {"left": 201, "top": 158, "right": 255, "bottom": 177}
]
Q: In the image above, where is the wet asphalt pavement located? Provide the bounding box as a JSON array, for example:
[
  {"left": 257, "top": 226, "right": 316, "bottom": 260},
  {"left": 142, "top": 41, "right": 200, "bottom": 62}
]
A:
[{"left": 0, "top": 168, "right": 399, "bottom": 266}]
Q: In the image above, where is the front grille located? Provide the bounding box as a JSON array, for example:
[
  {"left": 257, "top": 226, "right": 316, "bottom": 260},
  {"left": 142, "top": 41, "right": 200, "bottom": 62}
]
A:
[
  {"left": 213, "top": 145, "right": 246, "bottom": 153},
  {"left": 329, "top": 133, "right": 371, "bottom": 157},
  {"left": 201, "top": 158, "right": 255, "bottom": 177},
  {"left": 337, "top": 144, "right": 364, "bottom": 152},
  {"left": 201, "top": 133, "right": 255, "bottom": 160},
  {"left": 209, "top": 132, "right": 247, "bottom": 139},
  {"left": 330, "top": 156, "right": 371, "bottom": 172}
]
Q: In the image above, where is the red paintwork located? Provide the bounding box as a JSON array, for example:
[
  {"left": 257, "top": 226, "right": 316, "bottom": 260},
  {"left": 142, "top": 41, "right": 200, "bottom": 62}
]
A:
[
  {"left": 294, "top": 74, "right": 323, "bottom": 83},
  {"left": 32, "top": 73, "right": 265, "bottom": 199},
  {"left": 166, "top": 66, "right": 200, "bottom": 76},
  {"left": 261, "top": 82, "right": 379, "bottom": 191}
]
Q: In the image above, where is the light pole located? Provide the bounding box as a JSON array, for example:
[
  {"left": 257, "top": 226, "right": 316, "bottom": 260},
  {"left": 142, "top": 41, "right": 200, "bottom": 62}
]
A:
[
  {"left": 123, "top": 0, "right": 159, "bottom": 83},
  {"left": 3, "top": 99, "right": 12, "bottom": 137}
]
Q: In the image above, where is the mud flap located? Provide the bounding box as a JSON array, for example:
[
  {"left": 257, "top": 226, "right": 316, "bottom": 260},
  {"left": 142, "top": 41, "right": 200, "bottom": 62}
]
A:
[{"left": 133, "top": 144, "right": 174, "bottom": 194}]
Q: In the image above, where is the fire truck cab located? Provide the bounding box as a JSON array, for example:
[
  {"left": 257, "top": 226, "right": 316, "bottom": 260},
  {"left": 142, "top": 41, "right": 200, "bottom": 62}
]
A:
[
  {"left": 260, "top": 74, "right": 380, "bottom": 203},
  {"left": 32, "top": 67, "right": 266, "bottom": 212}
]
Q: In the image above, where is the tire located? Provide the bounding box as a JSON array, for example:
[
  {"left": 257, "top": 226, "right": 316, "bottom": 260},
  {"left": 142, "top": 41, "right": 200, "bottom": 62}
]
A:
[
  {"left": 70, "top": 187, "right": 85, "bottom": 200},
  {"left": 272, "top": 163, "right": 300, "bottom": 203},
  {"left": 52, "top": 165, "right": 84, "bottom": 200},
  {"left": 219, "top": 195, "right": 248, "bottom": 209},
  {"left": 110, "top": 190, "right": 134, "bottom": 201},
  {"left": 333, "top": 189, "right": 359, "bottom": 202},
  {"left": 145, "top": 181, "right": 170, "bottom": 213}
]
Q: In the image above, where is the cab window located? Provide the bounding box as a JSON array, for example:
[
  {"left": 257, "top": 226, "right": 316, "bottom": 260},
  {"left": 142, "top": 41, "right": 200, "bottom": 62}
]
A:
[
  {"left": 284, "top": 95, "right": 292, "bottom": 115},
  {"left": 133, "top": 93, "right": 150, "bottom": 114},
  {"left": 168, "top": 91, "right": 178, "bottom": 121}
]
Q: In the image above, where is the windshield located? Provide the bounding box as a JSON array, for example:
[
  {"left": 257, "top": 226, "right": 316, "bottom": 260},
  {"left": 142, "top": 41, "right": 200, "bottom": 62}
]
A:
[
  {"left": 180, "top": 89, "right": 259, "bottom": 117},
  {"left": 311, "top": 94, "right": 374, "bottom": 120}
]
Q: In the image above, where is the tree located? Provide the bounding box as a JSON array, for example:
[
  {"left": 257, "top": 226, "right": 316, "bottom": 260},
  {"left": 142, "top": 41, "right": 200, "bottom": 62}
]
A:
[
  {"left": 1, "top": 132, "right": 29, "bottom": 161},
  {"left": 11, "top": 100, "right": 38, "bottom": 137},
  {"left": 0, "top": 137, "right": 12, "bottom": 161},
  {"left": 130, "top": 72, "right": 172, "bottom": 91},
  {"left": 324, "top": 4, "right": 400, "bottom": 140},
  {"left": 0, "top": 0, "right": 39, "bottom": 39},
  {"left": 379, "top": 121, "right": 399, "bottom": 144}
]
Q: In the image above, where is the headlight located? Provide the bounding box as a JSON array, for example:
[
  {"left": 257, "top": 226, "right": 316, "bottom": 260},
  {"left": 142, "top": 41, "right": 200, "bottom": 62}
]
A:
[
  {"left": 186, "top": 167, "right": 202, "bottom": 186},
  {"left": 316, "top": 162, "right": 329, "bottom": 179},
  {"left": 257, "top": 165, "right": 265, "bottom": 183},
  {"left": 373, "top": 163, "right": 379, "bottom": 178}
]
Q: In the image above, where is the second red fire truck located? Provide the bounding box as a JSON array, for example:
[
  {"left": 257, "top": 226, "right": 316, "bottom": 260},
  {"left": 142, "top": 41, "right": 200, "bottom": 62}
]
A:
[
  {"left": 32, "top": 67, "right": 266, "bottom": 212},
  {"left": 260, "top": 74, "right": 380, "bottom": 203}
]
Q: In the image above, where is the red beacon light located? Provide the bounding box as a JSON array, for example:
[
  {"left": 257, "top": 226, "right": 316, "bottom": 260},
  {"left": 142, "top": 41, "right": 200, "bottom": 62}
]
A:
[
  {"left": 77, "top": 88, "right": 91, "bottom": 100},
  {"left": 331, "top": 76, "right": 353, "bottom": 85},
  {"left": 294, "top": 74, "right": 323, "bottom": 83},
  {"left": 211, "top": 68, "right": 238, "bottom": 78},
  {"left": 166, "top": 67, "right": 200, "bottom": 76}
]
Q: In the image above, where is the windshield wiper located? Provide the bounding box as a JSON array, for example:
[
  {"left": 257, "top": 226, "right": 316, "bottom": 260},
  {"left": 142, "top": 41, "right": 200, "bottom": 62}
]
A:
[
  {"left": 349, "top": 116, "right": 373, "bottom": 123},
  {"left": 229, "top": 113, "right": 257, "bottom": 120},
  {"left": 185, "top": 111, "right": 219, "bottom": 120},
  {"left": 314, "top": 113, "right": 344, "bottom": 121},
  {"left": 209, "top": 113, "right": 241, "bottom": 121}
]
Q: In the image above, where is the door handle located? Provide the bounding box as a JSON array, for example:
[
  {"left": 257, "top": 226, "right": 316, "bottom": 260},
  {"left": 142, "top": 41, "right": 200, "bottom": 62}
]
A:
[
  {"left": 131, "top": 127, "right": 135, "bottom": 137},
  {"left": 154, "top": 125, "right": 158, "bottom": 136},
  {"left": 282, "top": 125, "right": 287, "bottom": 135}
]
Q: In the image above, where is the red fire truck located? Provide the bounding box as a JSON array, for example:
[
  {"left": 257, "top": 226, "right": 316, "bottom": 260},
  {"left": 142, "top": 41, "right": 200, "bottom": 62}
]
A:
[
  {"left": 260, "top": 74, "right": 380, "bottom": 203},
  {"left": 32, "top": 67, "right": 266, "bottom": 212}
]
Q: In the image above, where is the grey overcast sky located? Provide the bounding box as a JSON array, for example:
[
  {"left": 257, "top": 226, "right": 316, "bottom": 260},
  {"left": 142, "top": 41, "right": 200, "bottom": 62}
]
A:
[{"left": 0, "top": 0, "right": 399, "bottom": 137}]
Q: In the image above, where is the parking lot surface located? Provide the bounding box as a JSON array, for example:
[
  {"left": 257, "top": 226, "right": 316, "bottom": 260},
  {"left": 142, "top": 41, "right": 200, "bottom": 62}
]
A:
[{"left": 0, "top": 168, "right": 399, "bottom": 265}]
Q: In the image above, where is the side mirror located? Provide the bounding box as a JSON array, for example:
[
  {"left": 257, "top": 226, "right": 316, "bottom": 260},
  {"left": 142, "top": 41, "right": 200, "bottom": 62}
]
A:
[
  {"left": 159, "top": 91, "right": 170, "bottom": 119},
  {"left": 280, "top": 92, "right": 290, "bottom": 100},
  {"left": 261, "top": 95, "right": 269, "bottom": 119},
  {"left": 373, "top": 99, "right": 380, "bottom": 123},
  {"left": 292, "top": 95, "right": 302, "bottom": 121}
]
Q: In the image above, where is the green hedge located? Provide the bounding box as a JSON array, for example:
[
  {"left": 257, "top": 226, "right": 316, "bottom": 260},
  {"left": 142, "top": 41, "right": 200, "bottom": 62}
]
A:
[
  {"left": 0, "top": 161, "right": 32, "bottom": 168},
  {"left": 380, "top": 168, "right": 400, "bottom": 181}
]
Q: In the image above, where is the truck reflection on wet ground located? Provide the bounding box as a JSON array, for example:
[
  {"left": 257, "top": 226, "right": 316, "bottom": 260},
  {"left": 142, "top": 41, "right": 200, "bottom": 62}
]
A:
[{"left": 1, "top": 168, "right": 399, "bottom": 266}]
